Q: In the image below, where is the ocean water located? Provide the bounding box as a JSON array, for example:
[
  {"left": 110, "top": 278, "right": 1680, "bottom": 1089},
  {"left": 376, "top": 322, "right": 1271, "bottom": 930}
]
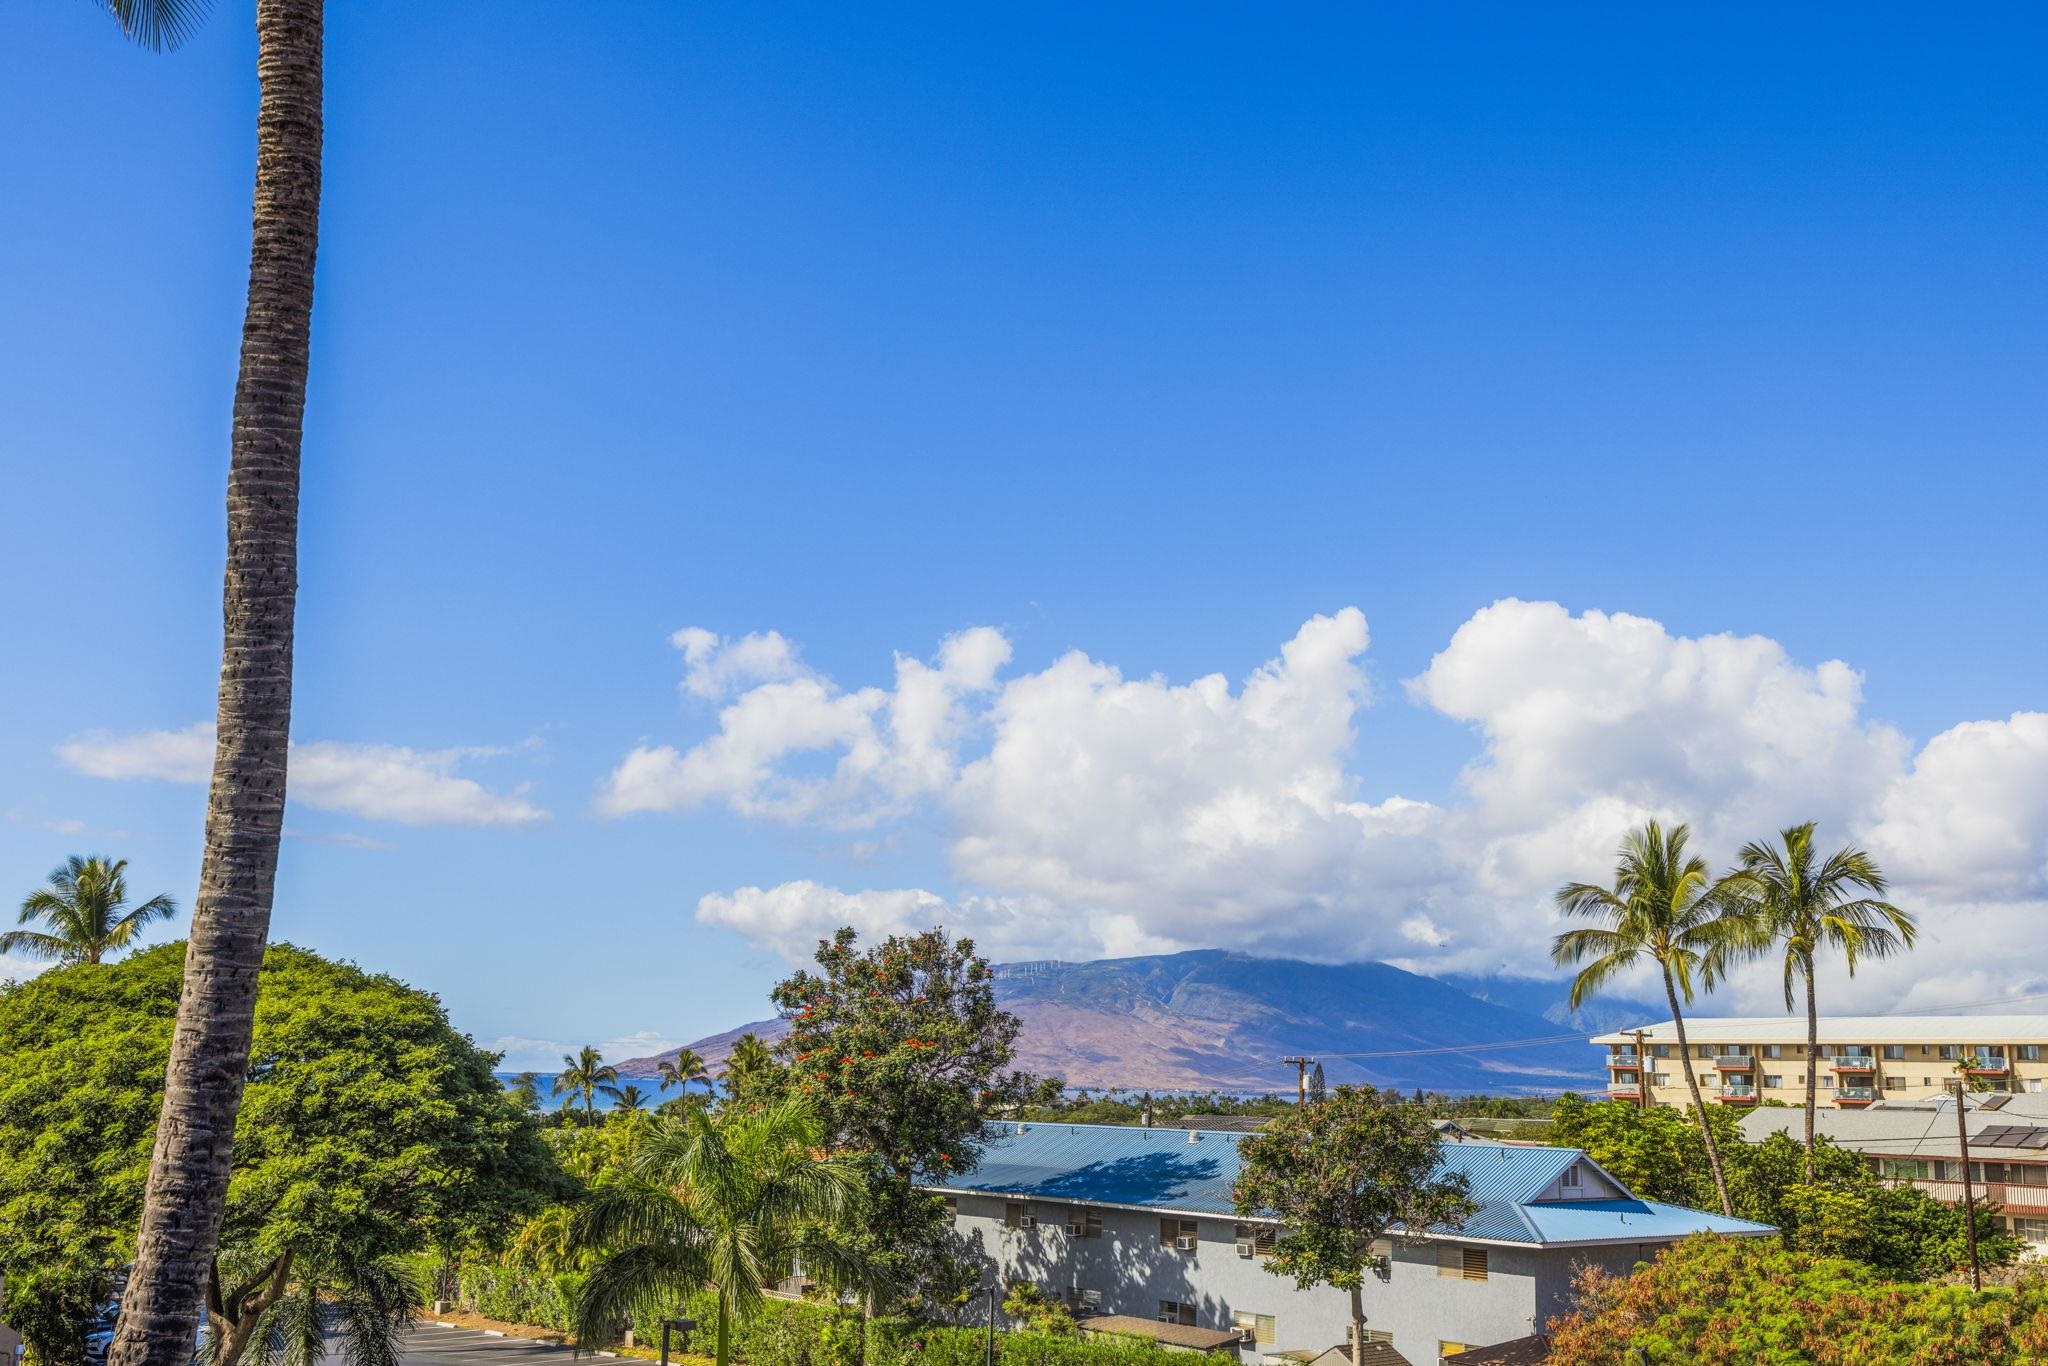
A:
[{"left": 492, "top": 1070, "right": 717, "bottom": 1113}]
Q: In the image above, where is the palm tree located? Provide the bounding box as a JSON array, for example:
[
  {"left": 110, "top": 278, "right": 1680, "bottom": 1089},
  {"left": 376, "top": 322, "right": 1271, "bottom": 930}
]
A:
[
  {"left": 204, "top": 1244, "right": 419, "bottom": 1366},
  {"left": 656, "top": 1047, "right": 711, "bottom": 1096},
  {"left": 554, "top": 1046, "right": 622, "bottom": 1123},
  {"left": 719, "top": 1033, "right": 776, "bottom": 1095},
  {"left": 1724, "top": 822, "right": 1915, "bottom": 1181},
  {"left": 1553, "top": 821, "right": 1743, "bottom": 1216},
  {"left": 610, "top": 1084, "right": 651, "bottom": 1116},
  {"left": 4, "top": 856, "right": 176, "bottom": 965},
  {"left": 105, "top": 0, "right": 326, "bottom": 1359},
  {"left": 572, "top": 1099, "right": 862, "bottom": 1366}
]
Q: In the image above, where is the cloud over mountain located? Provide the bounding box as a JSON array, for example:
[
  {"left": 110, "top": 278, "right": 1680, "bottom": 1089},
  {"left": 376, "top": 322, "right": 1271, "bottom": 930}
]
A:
[{"left": 608, "top": 601, "right": 2048, "bottom": 1011}]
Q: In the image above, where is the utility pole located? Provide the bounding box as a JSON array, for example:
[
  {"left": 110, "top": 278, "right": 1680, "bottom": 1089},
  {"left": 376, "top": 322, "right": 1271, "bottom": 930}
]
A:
[
  {"left": 1632, "top": 1029, "right": 1651, "bottom": 1110},
  {"left": 1952, "top": 1080, "right": 1982, "bottom": 1291},
  {"left": 1282, "top": 1057, "right": 1313, "bottom": 1105}
]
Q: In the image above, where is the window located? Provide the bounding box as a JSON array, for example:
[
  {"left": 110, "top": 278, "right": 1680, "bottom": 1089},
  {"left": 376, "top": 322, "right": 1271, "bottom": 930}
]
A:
[
  {"left": 1652, "top": 1073, "right": 1672, "bottom": 1087},
  {"left": 1653, "top": 1044, "right": 1672, "bottom": 1058},
  {"left": 1764, "top": 1074, "right": 1782, "bottom": 1088},
  {"left": 1068, "top": 1288, "right": 1102, "bottom": 1310},
  {"left": 1820, "top": 1076, "right": 1835, "bottom": 1089},
  {"left": 1885, "top": 1045, "right": 1906, "bottom": 1059},
  {"left": 943, "top": 1197, "right": 959, "bottom": 1217},
  {"left": 1879, "top": 1158, "right": 1930, "bottom": 1180},
  {"left": 1158, "top": 1217, "right": 1198, "bottom": 1248},
  {"left": 1884, "top": 1076, "right": 1903, "bottom": 1089},
  {"left": 1233, "top": 1223, "right": 1275, "bottom": 1257},
  {"left": 1766, "top": 1044, "right": 1783, "bottom": 1059},
  {"left": 1697, "top": 1045, "right": 1712, "bottom": 1059},
  {"left": 1560, "top": 1163, "right": 1582, "bottom": 1191},
  {"left": 2029, "top": 1079, "right": 2045, "bottom": 1095},
  {"left": 1941, "top": 1045, "right": 1961, "bottom": 1060},
  {"left": 1157, "top": 1301, "right": 1195, "bottom": 1327},
  {"left": 2022, "top": 1045, "right": 2041, "bottom": 1062},
  {"left": 1068, "top": 1208, "right": 1102, "bottom": 1238},
  {"left": 2018, "top": 1219, "right": 2048, "bottom": 1245},
  {"left": 1437, "top": 1243, "right": 1488, "bottom": 1282},
  {"left": 1230, "top": 1312, "right": 1276, "bottom": 1345},
  {"left": 1923, "top": 1078, "right": 1933, "bottom": 1087},
  {"left": 1004, "top": 1203, "right": 1028, "bottom": 1229}
]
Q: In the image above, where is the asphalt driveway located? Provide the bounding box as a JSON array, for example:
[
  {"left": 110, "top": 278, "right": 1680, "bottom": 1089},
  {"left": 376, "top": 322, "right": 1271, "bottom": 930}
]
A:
[{"left": 399, "top": 1324, "right": 586, "bottom": 1366}]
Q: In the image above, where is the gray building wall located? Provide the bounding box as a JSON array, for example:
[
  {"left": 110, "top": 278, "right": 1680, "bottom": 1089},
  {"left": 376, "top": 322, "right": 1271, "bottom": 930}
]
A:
[{"left": 947, "top": 1194, "right": 1643, "bottom": 1365}]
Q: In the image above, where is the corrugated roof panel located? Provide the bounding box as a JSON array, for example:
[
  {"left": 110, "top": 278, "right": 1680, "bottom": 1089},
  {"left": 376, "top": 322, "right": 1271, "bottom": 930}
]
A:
[
  {"left": 1590, "top": 1016, "right": 2048, "bottom": 1045},
  {"left": 1521, "top": 1199, "right": 1775, "bottom": 1244},
  {"left": 932, "top": 1123, "right": 1764, "bottom": 1246}
]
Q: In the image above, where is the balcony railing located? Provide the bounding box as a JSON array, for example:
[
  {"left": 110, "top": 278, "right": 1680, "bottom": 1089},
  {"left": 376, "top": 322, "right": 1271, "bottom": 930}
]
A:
[
  {"left": 1606, "top": 1083, "right": 1642, "bottom": 1098},
  {"left": 1835, "top": 1087, "right": 1879, "bottom": 1103},
  {"left": 1716, "top": 1086, "right": 1758, "bottom": 1103},
  {"left": 1966, "top": 1057, "right": 2011, "bottom": 1074},
  {"left": 1916, "top": 1179, "right": 2048, "bottom": 1213},
  {"left": 1607, "top": 1057, "right": 1641, "bottom": 1069},
  {"left": 1829, "top": 1056, "right": 1876, "bottom": 1072},
  {"left": 1714, "top": 1055, "right": 1756, "bottom": 1070}
]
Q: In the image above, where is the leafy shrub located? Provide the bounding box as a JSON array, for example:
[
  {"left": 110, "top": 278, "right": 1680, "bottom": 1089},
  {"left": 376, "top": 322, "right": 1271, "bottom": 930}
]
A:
[{"left": 1546, "top": 1234, "right": 2048, "bottom": 1364}]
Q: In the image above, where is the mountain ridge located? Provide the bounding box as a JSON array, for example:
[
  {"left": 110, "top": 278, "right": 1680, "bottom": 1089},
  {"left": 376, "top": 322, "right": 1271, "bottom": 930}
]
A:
[{"left": 618, "top": 949, "right": 1618, "bottom": 1094}]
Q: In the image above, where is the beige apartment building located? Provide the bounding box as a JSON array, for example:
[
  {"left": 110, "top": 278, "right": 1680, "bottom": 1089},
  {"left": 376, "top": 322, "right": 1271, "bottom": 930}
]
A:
[{"left": 1590, "top": 1017, "right": 2048, "bottom": 1109}]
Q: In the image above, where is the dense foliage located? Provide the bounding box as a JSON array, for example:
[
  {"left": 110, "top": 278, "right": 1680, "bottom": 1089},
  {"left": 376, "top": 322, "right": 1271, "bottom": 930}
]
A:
[
  {"left": 763, "top": 928, "right": 1055, "bottom": 1306},
  {"left": 1547, "top": 1235, "right": 2048, "bottom": 1364},
  {"left": 1547, "top": 1095, "right": 2019, "bottom": 1278},
  {"left": 1233, "top": 1086, "right": 1474, "bottom": 1360},
  {"left": 0, "top": 943, "right": 562, "bottom": 1362}
]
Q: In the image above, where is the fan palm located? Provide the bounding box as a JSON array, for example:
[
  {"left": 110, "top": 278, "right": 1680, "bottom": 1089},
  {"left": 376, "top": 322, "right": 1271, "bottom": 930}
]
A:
[
  {"left": 656, "top": 1048, "right": 711, "bottom": 1096},
  {"left": 554, "top": 1046, "right": 622, "bottom": 1123},
  {"left": 105, "top": 0, "right": 326, "bottom": 1360},
  {"left": 1723, "top": 822, "right": 1915, "bottom": 1180},
  {"left": 1553, "top": 820, "right": 1743, "bottom": 1216},
  {"left": 572, "top": 1099, "right": 863, "bottom": 1366},
  {"left": 5, "top": 856, "right": 176, "bottom": 965}
]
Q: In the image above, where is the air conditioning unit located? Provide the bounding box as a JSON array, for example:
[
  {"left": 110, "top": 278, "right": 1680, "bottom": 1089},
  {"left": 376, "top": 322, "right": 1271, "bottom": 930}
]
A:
[
  {"left": 1174, "top": 1235, "right": 1197, "bottom": 1251},
  {"left": 1080, "top": 1291, "right": 1101, "bottom": 1309},
  {"left": 1235, "top": 1239, "right": 1256, "bottom": 1258},
  {"left": 1019, "top": 1215, "right": 1038, "bottom": 1229}
]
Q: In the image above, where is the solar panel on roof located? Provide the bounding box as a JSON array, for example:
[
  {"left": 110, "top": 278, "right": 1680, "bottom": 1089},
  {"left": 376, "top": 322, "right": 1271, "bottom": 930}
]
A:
[{"left": 1975, "top": 1125, "right": 2048, "bottom": 1148}]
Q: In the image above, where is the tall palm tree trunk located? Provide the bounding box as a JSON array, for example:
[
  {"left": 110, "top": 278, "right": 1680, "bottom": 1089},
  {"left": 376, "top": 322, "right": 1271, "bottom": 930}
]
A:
[
  {"left": 1663, "top": 970, "right": 1734, "bottom": 1217},
  {"left": 1803, "top": 954, "right": 1819, "bottom": 1183},
  {"left": 110, "top": 3, "right": 322, "bottom": 1363}
]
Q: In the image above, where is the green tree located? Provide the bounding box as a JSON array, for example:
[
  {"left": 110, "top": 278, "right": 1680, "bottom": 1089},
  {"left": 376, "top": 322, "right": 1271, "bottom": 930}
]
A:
[
  {"left": 4, "top": 856, "right": 176, "bottom": 967},
  {"left": 553, "top": 1047, "right": 622, "bottom": 1124},
  {"left": 1002, "top": 1282, "right": 1077, "bottom": 1336},
  {"left": 571, "top": 1099, "right": 862, "bottom": 1366},
  {"left": 766, "top": 927, "right": 1054, "bottom": 1307},
  {"left": 1232, "top": 1085, "right": 1476, "bottom": 1366},
  {"left": 506, "top": 1072, "right": 546, "bottom": 1113},
  {"left": 719, "top": 1033, "right": 778, "bottom": 1096},
  {"left": 1552, "top": 821, "right": 1744, "bottom": 1216},
  {"left": 0, "top": 943, "right": 561, "bottom": 1365},
  {"left": 656, "top": 1048, "right": 711, "bottom": 1096},
  {"left": 610, "top": 1084, "right": 651, "bottom": 1116},
  {"left": 1724, "top": 822, "right": 1916, "bottom": 1180},
  {"left": 90, "top": 0, "right": 329, "bottom": 1359}
]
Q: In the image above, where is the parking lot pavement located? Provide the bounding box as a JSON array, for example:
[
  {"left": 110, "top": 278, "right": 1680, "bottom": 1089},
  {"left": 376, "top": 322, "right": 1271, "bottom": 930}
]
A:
[{"left": 399, "top": 1324, "right": 584, "bottom": 1366}]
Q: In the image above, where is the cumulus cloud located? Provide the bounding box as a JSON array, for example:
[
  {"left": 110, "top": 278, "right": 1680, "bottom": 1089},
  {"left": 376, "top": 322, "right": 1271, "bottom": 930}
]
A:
[
  {"left": 598, "top": 625, "right": 1011, "bottom": 824},
  {"left": 60, "top": 725, "right": 547, "bottom": 826},
  {"left": 616, "top": 601, "right": 2048, "bottom": 1010}
]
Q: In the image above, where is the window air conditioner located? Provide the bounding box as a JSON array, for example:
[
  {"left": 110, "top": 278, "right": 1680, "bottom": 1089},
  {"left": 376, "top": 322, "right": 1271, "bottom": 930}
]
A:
[
  {"left": 1174, "top": 1235, "right": 1197, "bottom": 1251},
  {"left": 1235, "top": 1239, "right": 1256, "bottom": 1258}
]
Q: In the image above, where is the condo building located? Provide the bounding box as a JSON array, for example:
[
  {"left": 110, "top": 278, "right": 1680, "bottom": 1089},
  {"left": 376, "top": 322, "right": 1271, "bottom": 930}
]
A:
[{"left": 1591, "top": 1017, "right": 2048, "bottom": 1109}]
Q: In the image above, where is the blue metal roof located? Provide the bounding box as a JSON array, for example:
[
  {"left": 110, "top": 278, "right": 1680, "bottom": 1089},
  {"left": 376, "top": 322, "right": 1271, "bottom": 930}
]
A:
[{"left": 933, "top": 1123, "right": 1774, "bottom": 1246}]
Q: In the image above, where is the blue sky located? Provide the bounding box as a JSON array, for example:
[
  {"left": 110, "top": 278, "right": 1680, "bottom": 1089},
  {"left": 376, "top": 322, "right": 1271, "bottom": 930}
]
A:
[{"left": 5, "top": 3, "right": 2046, "bottom": 1068}]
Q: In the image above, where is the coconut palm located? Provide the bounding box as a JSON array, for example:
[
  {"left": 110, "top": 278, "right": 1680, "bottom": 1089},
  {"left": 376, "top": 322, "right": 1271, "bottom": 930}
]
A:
[
  {"left": 554, "top": 1047, "right": 622, "bottom": 1123},
  {"left": 572, "top": 1099, "right": 863, "bottom": 1366},
  {"left": 610, "top": 1084, "right": 651, "bottom": 1116},
  {"left": 4, "top": 856, "right": 176, "bottom": 965},
  {"left": 1724, "top": 822, "right": 1915, "bottom": 1181},
  {"left": 106, "top": 0, "right": 326, "bottom": 1359},
  {"left": 656, "top": 1047, "right": 711, "bottom": 1096},
  {"left": 1553, "top": 820, "right": 1744, "bottom": 1216},
  {"left": 719, "top": 1033, "right": 776, "bottom": 1095}
]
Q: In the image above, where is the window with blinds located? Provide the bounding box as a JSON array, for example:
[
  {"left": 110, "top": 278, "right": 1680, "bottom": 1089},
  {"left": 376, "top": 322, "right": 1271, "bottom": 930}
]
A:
[{"left": 1230, "top": 1312, "right": 1276, "bottom": 1344}]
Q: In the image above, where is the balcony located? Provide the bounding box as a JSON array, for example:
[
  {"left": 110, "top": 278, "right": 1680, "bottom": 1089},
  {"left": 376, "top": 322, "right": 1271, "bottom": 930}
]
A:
[
  {"left": 1829, "top": 1056, "right": 1877, "bottom": 1074},
  {"left": 1917, "top": 1179, "right": 2048, "bottom": 1214},
  {"left": 1716, "top": 1085, "right": 1758, "bottom": 1104},
  {"left": 1605, "top": 1083, "right": 1641, "bottom": 1099},
  {"left": 1714, "top": 1055, "right": 1756, "bottom": 1071},
  {"left": 1835, "top": 1087, "right": 1879, "bottom": 1105},
  {"left": 1966, "top": 1056, "right": 2011, "bottom": 1075},
  {"left": 1606, "top": 1057, "right": 1641, "bottom": 1071}
]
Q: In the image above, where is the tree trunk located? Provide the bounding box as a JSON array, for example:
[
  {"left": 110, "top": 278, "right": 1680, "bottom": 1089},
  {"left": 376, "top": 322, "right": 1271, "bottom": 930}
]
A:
[
  {"left": 1347, "top": 1279, "right": 1364, "bottom": 1366},
  {"left": 207, "top": 1252, "right": 296, "bottom": 1366},
  {"left": 108, "top": 3, "right": 321, "bottom": 1364},
  {"left": 1663, "top": 967, "right": 1734, "bottom": 1217},
  {"left": 1803, "top": 954, "right": 1819, "bottom": 1183},
  {"left": 716, "top": 1295, "right": 731, "bottom": 1366}
]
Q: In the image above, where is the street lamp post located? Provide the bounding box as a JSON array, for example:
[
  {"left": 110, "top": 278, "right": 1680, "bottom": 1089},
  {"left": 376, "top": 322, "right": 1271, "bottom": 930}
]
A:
[
  {"left": 660, "top": 1317, "right": 699, "bottom": 1366},
  {"left": 985, "top": 1285, "right": 998, "bottom": 1366}
]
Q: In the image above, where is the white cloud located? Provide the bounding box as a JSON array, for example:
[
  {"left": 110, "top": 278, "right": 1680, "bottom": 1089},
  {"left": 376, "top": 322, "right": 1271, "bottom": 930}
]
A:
[
  {"left": 60, "top": 725, "right": 547, "bottom": 827},
  {"left": 598, "top": 625, "right": 1011, "bottom": 824},
  {"left": 0, "top": 954, "right": 51, "bottom": 984},
  {"left": 488, "top": 1030, "right": 687, "bottom": 1073},
  {"left": 6, "top": 810, "right": 86, "bottom": 836},
  {"left": 620, "top": 602, "right": 2048, "bottom": 1011}
]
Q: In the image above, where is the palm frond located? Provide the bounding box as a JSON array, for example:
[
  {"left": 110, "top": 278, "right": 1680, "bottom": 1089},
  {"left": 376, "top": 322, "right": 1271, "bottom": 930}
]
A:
[{"left": 97, "top": 0, "right": 210, "bottom": 51}]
